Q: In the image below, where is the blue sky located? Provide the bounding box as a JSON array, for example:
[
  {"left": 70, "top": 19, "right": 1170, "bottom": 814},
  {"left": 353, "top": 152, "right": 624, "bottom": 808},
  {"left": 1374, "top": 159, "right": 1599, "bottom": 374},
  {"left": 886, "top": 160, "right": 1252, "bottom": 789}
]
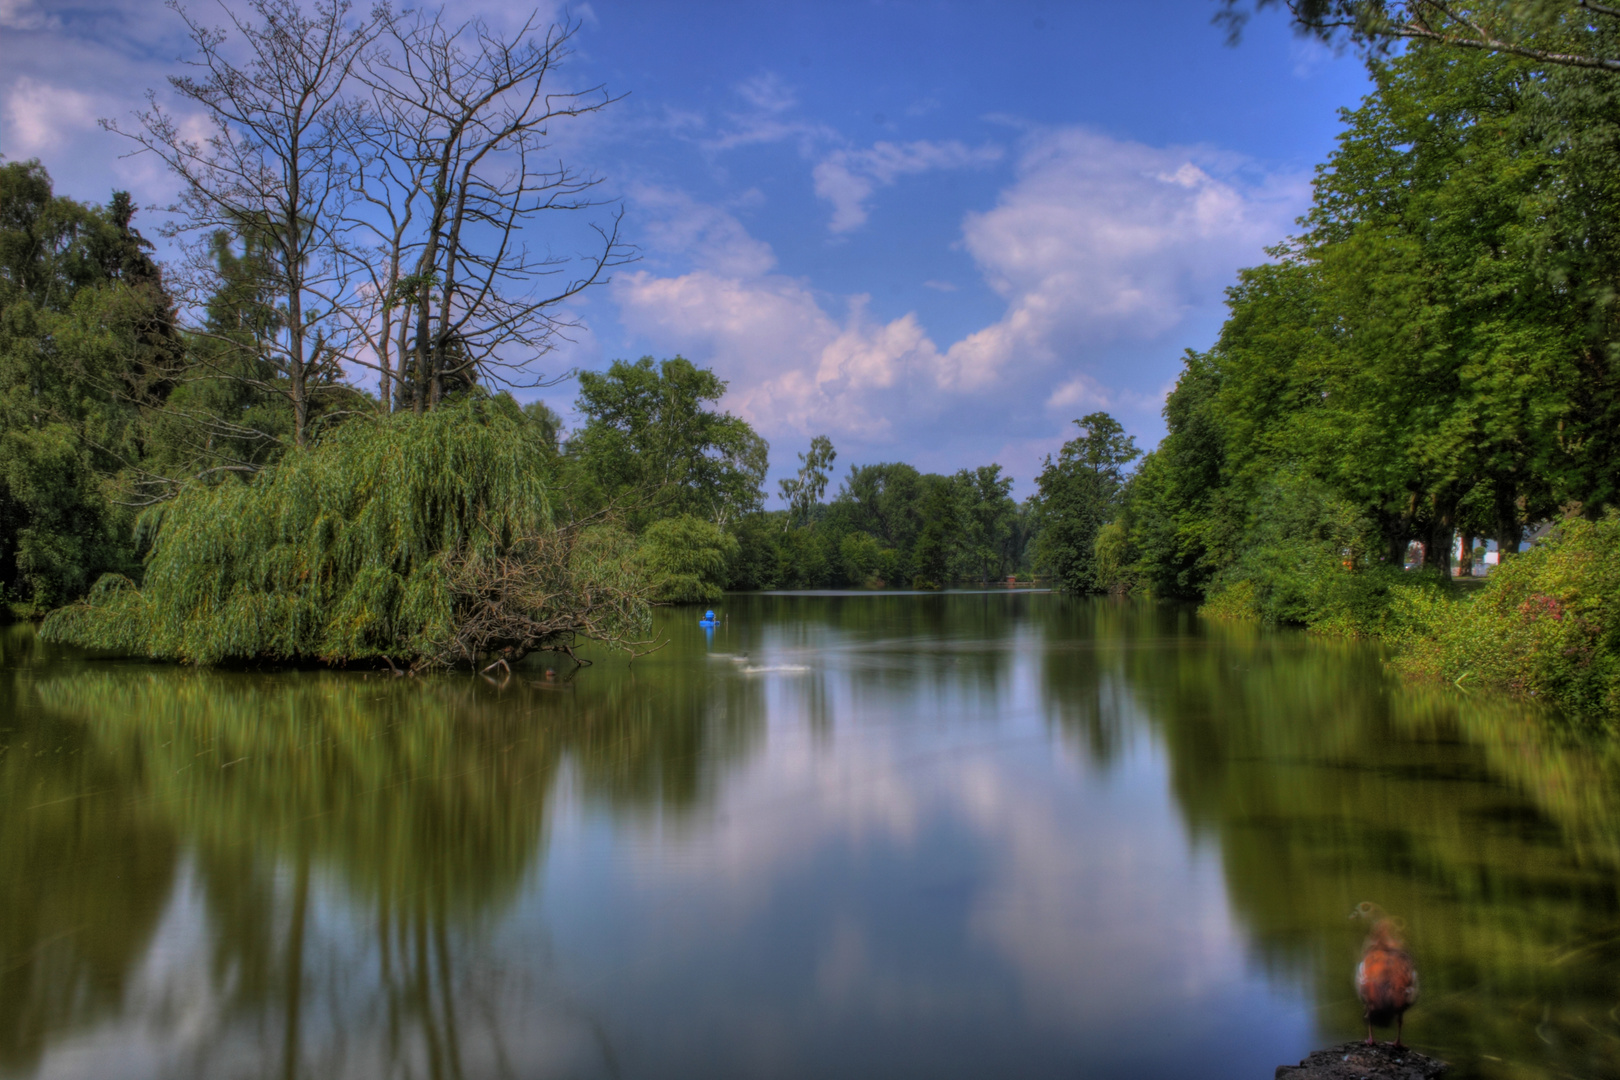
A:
[{"left": 0, "top": 0, "right": 1372, "bottom": 498}]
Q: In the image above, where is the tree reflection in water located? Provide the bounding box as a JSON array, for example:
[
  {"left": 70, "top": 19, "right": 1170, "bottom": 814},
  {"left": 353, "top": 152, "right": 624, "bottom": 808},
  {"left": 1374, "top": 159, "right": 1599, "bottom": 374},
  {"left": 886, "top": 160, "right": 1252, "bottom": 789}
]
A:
[
  {"left": 1095, "top": 611, "right": 1620, "bottom": 1080},
  {"left": 5, "top": 595, "right": 1620, "bottom": 1080},
  {"left": 0, "top": 624, "right": 762, "bottom": 1079}
]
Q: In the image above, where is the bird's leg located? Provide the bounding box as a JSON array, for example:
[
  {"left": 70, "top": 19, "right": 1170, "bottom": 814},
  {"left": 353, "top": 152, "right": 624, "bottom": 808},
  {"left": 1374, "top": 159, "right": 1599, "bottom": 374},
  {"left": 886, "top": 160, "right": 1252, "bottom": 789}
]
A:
[
  {"left": 1365, "top": 1023, "right": 1376, "bottom": 1046},
  {"left": 1393, "top": 1015, "right": 1404, "bottom": 1049}
]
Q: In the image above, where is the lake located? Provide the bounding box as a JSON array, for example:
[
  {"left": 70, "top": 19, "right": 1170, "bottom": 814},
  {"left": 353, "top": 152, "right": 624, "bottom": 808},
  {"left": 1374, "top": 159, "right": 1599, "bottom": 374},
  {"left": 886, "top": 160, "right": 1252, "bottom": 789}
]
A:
[{"left": 2, "top": 592, "right": 1618, "bottom": 1079}]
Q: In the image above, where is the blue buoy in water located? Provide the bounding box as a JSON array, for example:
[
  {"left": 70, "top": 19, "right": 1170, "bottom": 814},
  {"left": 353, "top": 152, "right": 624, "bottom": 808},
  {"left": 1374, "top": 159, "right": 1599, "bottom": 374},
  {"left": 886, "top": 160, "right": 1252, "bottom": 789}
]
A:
[{"left": 699, "top": 609, "right": 719, "bottom": 627}]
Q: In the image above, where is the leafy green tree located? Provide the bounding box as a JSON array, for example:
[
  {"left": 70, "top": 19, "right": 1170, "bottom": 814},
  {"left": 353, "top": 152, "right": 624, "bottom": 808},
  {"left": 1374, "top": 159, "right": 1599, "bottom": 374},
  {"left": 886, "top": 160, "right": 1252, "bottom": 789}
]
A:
[
  {"left": 953, "top": 464, "right": 1018, "bottom": 582},
  {"left": 910, "top": 475, "right": 961, "bottom": 589},
  {"left": 777, "top": 435, "right": 836, "bottom": 528},
  {"left": 776, "top": 524, "right": 834, "bottom": 587},
  {"left": 1033, "top": 412, "right": 1140, "bottom": 594},
  {"left": 568, "top": 357, "right": 768, "bottom": 527},
  {"left": 1132, "top": 39, "right": 1618, "bottom": 607},
  {"left": 1118, "top": 349, "right": 1231, "bottom": 598},
  {"left": 522, "top": 400, "right": 564, "bottom": 454},
  {"left": 639, "top": 514, "right": 739, "bottom": 604},
  {"left": 0, "top": 162, "right": 180, "bottom": 608},
  {"left": 839, "top": 531, "right": 884, "bottom": 585},
  {"left": 830, "top": 462, "right": 926, "bottom": 569},
  {"left": 139, "top": 229, "right": 353, "bottom": 489},
  {"left": 725, "top": 512, "right": 784, "bottom": 590},
  {"left": 1295, "top": 44, "right": 1588, "bottom": 567}
]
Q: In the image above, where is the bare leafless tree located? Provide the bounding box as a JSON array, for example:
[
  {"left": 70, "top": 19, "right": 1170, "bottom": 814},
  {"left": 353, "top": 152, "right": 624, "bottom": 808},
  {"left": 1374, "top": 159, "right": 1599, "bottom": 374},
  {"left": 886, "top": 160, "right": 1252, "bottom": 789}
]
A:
[
  {"left": 107, "top": 0, "right": 381, "bottom": 448},
  {"left": 107, "top": 0, "right": 630, "bottom": 454},
  {"left": 340, "top": 9, "right": 633, "bottom": 413}
]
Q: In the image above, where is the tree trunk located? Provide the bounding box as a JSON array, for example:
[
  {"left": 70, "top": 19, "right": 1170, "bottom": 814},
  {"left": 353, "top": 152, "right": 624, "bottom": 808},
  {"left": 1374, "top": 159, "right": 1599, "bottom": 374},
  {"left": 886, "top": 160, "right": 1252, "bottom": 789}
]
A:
[
  {"left": 1493, "top": 480, "right": 1521, "bottom": 562},
  {"left": 1385, "top": 497, "right": 1418, "bottom": 568},
  {"left": 290, "top": 364, "right": 308, "bottom": 450},
  {"left": 412, "top": 302, "right": 429, "bottom": 415},
  {"left": 1386, "top": 531, "right": 1408, "bottom": 567},
  {"left": 1421, "top": 499, "right": 1455, "bottom": 576},
  {"left": 1457, "top": 533, "right": 1473, "bottom": 576}
]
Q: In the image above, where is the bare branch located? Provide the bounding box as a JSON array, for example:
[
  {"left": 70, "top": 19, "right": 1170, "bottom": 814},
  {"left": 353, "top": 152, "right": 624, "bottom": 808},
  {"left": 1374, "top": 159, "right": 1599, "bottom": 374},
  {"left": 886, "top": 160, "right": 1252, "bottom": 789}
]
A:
[
  {"left": 343, "top": 8, "right": 633, "bottom": 410},
  {"left": 434, "top": 516, "right": 659, "bottom": 671},
  {"left": 103, "top": 0, "right": 384, "bottom": 446}
]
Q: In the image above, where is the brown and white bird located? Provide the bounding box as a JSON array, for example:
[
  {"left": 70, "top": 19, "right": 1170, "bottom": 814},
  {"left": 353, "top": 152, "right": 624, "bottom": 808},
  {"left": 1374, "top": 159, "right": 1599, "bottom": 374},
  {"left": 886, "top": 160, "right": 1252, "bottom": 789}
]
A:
[{"left": 1351, "top": 901, "right": 1419, "bottom": 1047}]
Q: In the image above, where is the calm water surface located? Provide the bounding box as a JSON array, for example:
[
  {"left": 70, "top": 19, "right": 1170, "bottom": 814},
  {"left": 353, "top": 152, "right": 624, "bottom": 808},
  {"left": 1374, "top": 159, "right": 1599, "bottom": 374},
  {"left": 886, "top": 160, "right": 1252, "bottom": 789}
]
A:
[{"left": 3, "top": 593, "right": 1619, "bottom": 1079}]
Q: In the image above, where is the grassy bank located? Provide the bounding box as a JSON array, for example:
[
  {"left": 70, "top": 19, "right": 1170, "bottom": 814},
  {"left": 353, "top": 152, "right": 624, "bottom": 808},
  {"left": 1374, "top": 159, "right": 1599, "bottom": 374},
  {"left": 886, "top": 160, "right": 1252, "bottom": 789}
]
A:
[{"left": 1199, "top": 513, "right": 1620, "bottom": 725}]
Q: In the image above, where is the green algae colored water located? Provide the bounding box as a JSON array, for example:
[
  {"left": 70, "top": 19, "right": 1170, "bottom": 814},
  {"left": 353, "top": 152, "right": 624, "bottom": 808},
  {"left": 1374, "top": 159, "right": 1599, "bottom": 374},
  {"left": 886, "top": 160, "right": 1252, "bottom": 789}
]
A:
[{"left": 2, "top": 592, "right": 1618, "bottom": 1080}]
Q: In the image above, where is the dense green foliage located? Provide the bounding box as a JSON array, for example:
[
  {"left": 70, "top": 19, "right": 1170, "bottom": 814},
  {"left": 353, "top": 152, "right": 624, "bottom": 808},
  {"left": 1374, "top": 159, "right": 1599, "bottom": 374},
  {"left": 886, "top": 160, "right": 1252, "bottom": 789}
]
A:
[
  {"left": 1031, "top": 413, "right": 1140, "bottom": 594},
  {"left": 1109, "top": 40, "right": 1620, "bottom": 719},
  {"left": 724, "top": 455, "right": 1034, "bottom": 591},
  {"left": 42, "top": 399, "right": 650, "bottom": 666},
  {"left": 568, "top": 356, "right": 769, "bottom": 528},
  {"left": 1396, "top": 513, "right": 1620, "bottom": 717},
  {"left": 640, "top": 514, "right": 739, "bottom": 603},
  {"left": 0, "top": 162, "right": 363, "bottom": 617},
  {"left": 0, "top": 163, "right": 179, "bottom": 611}
]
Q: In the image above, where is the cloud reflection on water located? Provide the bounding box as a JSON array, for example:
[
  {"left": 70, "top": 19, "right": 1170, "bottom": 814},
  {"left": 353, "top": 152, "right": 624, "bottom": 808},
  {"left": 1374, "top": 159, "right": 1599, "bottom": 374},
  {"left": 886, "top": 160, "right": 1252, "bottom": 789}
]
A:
[{"left": 5, "top": 595, "right": 1620, "bottom": 1079}]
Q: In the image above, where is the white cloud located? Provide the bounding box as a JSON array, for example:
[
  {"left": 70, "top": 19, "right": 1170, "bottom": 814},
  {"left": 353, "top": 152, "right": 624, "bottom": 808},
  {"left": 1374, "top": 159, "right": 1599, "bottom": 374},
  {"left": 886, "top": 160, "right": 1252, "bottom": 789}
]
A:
[
  {"left": 615, "top": 269, "right": 945, "bottom": 441},
  {"left": 1045, "top": 374, "right": 1113, "bottom": 414},
  {"left": 935, "top": 126, "right": 1303, "bottom": 390},
  {"left": 735, "top": 72, "right": 797, "bottom": 114},
  {"left": 701, "top": 73, "right": 838, "bottom": 154},
  {"left": 611, "top": 128, "right": 1303, "bottom": 465},
  {"left": 0, "top": 0, "right": 55, "bottom": 31},
  {"left": 616, "top": 184, "right": 958, "bottom": 442},
  {"left": 813, "top": 140, "right": 1002, "bottom": 233},
  {"left": 630, "top": 184, "right": 777, "bottom": 278},
  {"left": 3, "top": 76, "right": 99, "bottom": 156},
  {"left": 1044, "top": 374, "right": 1174, "bottom": 427}
]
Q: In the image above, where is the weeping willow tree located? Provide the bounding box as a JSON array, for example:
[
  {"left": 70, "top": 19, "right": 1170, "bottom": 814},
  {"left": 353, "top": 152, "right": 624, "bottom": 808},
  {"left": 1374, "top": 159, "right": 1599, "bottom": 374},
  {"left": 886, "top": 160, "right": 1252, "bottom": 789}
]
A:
[{"left": 42, "top": 396, "right": 652, "bottom": 667}]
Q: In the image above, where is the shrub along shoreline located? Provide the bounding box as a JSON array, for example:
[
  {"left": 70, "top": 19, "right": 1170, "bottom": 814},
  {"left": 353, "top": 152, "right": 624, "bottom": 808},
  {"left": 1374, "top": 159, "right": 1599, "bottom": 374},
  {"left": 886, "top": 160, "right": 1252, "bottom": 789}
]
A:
[{"left": 1197, "top": 513, "right": 1620, "bottom": 725}]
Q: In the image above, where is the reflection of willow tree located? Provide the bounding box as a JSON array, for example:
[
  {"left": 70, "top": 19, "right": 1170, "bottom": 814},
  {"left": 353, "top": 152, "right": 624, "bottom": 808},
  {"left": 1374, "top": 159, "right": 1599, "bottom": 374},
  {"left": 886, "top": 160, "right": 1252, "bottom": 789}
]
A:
[
  {"left": 0, "top": 636, "right": 179, "bottom": 1075},
  {"left": 29, "top": 669, "right": 565, "bottom": 1079},
  {"left": 553, "top": 650, "right": 765, "bottom": 812},
  {"left": 2, "top": 624, "right": 762, "bottom": 1078},
  {"left": 1110, "top": 613, "right": 1620, "bottom": 1080}
]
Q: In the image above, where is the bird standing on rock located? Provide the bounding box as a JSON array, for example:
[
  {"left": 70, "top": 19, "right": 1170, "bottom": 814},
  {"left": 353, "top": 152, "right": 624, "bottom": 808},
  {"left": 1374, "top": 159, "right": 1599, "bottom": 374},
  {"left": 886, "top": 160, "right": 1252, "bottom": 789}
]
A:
[{"left": 1351, "top": 901, "right": 1419, "bottom": 1047}]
